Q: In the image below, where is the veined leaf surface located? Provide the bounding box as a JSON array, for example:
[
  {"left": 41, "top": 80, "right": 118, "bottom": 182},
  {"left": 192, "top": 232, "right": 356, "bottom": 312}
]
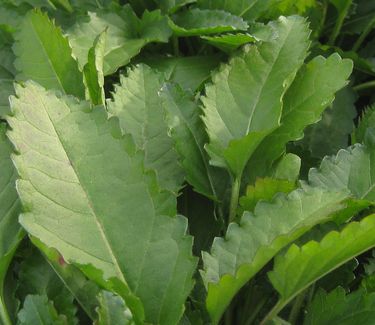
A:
[
  {"left": 201, "top": 15, "right": 310, "bottom": 176},
  {"left": 7, "top": 82, "right": 197, "bottom": 325}
]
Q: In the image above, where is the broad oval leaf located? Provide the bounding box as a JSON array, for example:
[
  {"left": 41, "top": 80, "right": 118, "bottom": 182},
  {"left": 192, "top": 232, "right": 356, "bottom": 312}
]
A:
[{"left": 7, "top": 82, "right": 197, "bottom": 325}]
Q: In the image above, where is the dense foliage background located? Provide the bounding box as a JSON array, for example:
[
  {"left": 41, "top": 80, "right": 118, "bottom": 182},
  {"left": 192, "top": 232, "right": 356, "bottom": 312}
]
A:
[{"left": 1, "top": 0, "right": 375, "bottom": 324}]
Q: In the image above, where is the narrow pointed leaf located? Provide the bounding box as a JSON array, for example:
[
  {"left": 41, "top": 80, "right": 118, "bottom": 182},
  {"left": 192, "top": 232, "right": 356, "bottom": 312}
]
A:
[
  {"left": 201, "top": 16, "right": 310, "bottom": 176},
  {"left": 267, "top": 214, "right": 375, "bottom": 322},
  {"left": 83, "top": 30, "right": 106, "bottom": 106},
  {"left": 201, "top": 186, "right": 349, "bottom": 324},
  {"left": 107, "top": 65, "right": 184, "bottom": 193},
  {"left": 7, "top": 82, "right": 197, "bottom": 325},
  {"left": 13, "top": 9, "right": 84, "bottom": 98}
]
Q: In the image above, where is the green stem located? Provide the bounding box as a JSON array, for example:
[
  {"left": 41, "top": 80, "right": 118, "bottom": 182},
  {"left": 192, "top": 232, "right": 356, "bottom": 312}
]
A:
[
  {"left": 353, "top": 80, "right": 375, "bottom": 92},
  {"left": 288, "top": 291, "right": 307, "bottom": 324},
  {"left": 0, "top": 295, "right": 12, "bottom": 325},
  {"left": 259, "top": 301, "right": 284, "bottom": 325},
  {"left": 353, "top": 17, "right": 375, "bottom": 51},
  {"left": 328, "top": 1, "right": 352, "bottom": 45},
  {"left": 229, "top": 176, "right": 241, "bottom": 224}
]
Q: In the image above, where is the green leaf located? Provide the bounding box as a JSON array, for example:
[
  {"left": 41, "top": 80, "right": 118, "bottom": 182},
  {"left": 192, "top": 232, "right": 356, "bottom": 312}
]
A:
[
  {"left": 238, "top": 177, "right": 296, "bottom": 215},
  {"left": 0, "top": 123, "right": 23, "bottom": 325},
  {"left": 267, "top": 214, "right": 375, "bottom": 323},
  {"left": 140, "top": 55, "right": 221, "bottom": 91},
  {"left": 197, "top": 0, "right": 278, "bottom": 21},
  {"left": 272, "top": 153, "right": 301, "bottom": 182},
  {"left": 159, "top": 0, "right": 196, "bottom": 13},
  {"left": 107, "top": 64, "right": 184, "bottom": 193},
  {"left": 161, "top": 84, "right": 228, "bottom": 200},
  {"left": 13, "top": 9, "right": 84, "bottom": 98},
  {"left": 342, "top": 0, "right": 375, "bottom": 35},
  {"left": 0, "top": 43, "right": 15, "bottom": 117},
  {"left": 95, "top": 291, "right": 134, "bottom": 325},
  {"left": 201, "top": 186, "right": 349, "bottom": 324},
  {"left": 201, "top": 33, "right": 257, "bottom": 53},
  {"left": 67, "top": 7, "right": 172, "bottom": 75},
  {"left": 83, "top": 30, "right": 106, "bottom": 106},
  {"left": 7, "top": 81, "right": 197, "bottom": 325},
  {"left": 304, "top": 287, "right": 375, "bottom": 325},
  {"left": 31, "top": 237, "right": 100, "bottom": 321},
  {"left": 17, "top": 294, "right": 67, "bottom": 325},
  {"left": 17, "top": 250, "right": 78, "bottom": 324},
  {"left": 169, "top": 9, "right": 248, "bottom": 36},
  {"left": 300, "top": 87, "right": 356, "bottom": 159},
  {"left": 308, "top": 142, "right": 375, "bottom": 202},
  {"left": 201, "top": 16, "right": 310, "bottom": 177},
  {"left": 246, "top": 54, "right": 353, "bottom": 182},
  {"left": 354, "top": 105, "right": 375, "bottom": 144}
]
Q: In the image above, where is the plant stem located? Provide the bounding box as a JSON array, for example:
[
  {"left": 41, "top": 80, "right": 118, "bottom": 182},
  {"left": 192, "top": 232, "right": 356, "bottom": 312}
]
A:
[
  {"left": 229, "top": 176, "right": 241, "bottom": 224},
  {"left": 259, "top": 301, "right": 284, "bottom": 325},
  {"left": 353, "top": 80, "right": 375, "bottom": 92},
  {"left": 353, "top": 17, "right": 375, "bottom": 51},
  {"left": 288, "top": 291, "right": 307, "bottom": 324},
  {"left": 328, "top": 1, "right": 352, "bottom": 45},
  {"left": 173, "top": 36, "right": 179, "bottom": 56},
  {"left": 0, "top": 296, "right": 12, "bottom": 325}
]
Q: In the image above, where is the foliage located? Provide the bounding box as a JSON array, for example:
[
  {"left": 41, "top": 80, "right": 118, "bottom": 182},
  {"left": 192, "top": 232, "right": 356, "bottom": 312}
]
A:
[{"left": 0, "top": 0, "right": 375, "bottom": 324}]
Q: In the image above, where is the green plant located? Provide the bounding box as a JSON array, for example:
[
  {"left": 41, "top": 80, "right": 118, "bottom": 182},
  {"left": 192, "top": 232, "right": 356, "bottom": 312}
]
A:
[{"left": 1, "top": 0, "right": 375, "bottom": 324}]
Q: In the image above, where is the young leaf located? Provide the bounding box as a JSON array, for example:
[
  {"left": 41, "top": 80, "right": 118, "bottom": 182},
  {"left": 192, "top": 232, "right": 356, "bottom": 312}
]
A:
[
  {"left": 201, "top": 15, "right": 310, "bottom": 177},
  {"left": 266, "top": 214, "right": 375, "bottom": 323},
  {"left": 304, "top": 287, "right": 375, "bottom": 325},
  {"left": 301, "top": 87, "right": 356, "bottom": 159},
  {"left": 238, "top": 177, "right": 296, "bottom": 214},
  {"left": 13, "top": 9, "right": 84, "bottom": 98},
  {"left": 309, "top": 142, "right": 375, "bottom": 201},
  {"left": 0, "top": 123, "right": 23, "bottom": 325},
  {"left": 7, "top": 82, "right": 197, "bottom": 325},
  {"left": 95, "top": 291, "right": 134, "bottom": 325},
  {"left": 161, "top": 84, "right": 228, "bottom": 200},
  {"left": 107, "top": 64, "right": 184, "bottom": 193},
  {"left": 201, "top": 186, "right": 349, "bottom": 324},
  {"left": 67, "top": 7, "right": 172, "bottom": 75},
  {"left": 169, "top": 9, "right": 248, "bottom": 36},
  {"left": 17, "top": 294, "right": 67, "bottom": 325},
  {"left": 246, "top": 54, "right": 353, "bottom": 182},
  {"left": 83, "top": 30, "right": 106, "bottom": 106}
]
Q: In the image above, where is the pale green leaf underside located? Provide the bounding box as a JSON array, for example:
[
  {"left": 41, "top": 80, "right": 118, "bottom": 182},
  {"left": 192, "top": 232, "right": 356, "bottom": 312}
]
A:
[
  {"left": 13, "top": 10, "right": 84, "bottom": 99},
  {"left": 304, "top": 287, "right": 375, "bottom": 325},
  {"left": 7, "top": 82, "right": 196, "bottom": 325},
  {"left": 95, "top": 291, "right": 134, "bottom": 325},
  {"left": 170, "top": 9, "right": 248, "bottom": 36},
  {"left": 309, "top": 142, "right": 375, "bottom": 201},
  {"left": 201, "top": 186, "right": 349, "bottom": 324},
  {"left": 108, "top": 64, "right": 184, "bottom": 193},
  {"left": 201, "top": 33, "right": 257, "bottom": 52},
  {"left": 269, "top": 214, "right": 375, "bottom": 317},
  {"left": 246, "top": 54, "right": 353, "bottom": 182},
  {"left": 201, "top": 15, "right": 310, "bottom": 175}
]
